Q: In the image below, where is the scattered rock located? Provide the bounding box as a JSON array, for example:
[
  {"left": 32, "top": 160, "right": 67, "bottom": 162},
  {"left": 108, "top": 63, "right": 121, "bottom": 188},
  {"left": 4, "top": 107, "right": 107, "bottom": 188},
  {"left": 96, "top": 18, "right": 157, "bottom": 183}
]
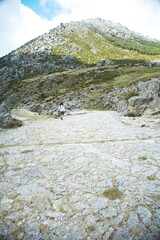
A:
[
  {"left": 92, "top": 197, "right": 108, "bottom": 213},
  {"left": 127, "top": 211, "right": 139, "bottom": 229},
  {"left": 137, "top": 206, "right": 152, "bottom": 227},
  {"left": 101, "top": 206, "right": 117, "bottom": 218},
  {"left": 112, "top": 228, "right": 131, "bottom": 240}
]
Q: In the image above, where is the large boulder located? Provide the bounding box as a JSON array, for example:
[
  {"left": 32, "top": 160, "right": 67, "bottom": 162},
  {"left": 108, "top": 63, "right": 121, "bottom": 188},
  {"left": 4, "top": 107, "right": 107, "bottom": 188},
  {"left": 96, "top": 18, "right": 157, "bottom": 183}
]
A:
[
  {"left": 0, "top": 103, "right": 22, "bottom": 128},
  {"left": 126, "top": 96, "right": 149, "bottom": 116},
  {"left": 117, "top": 100, "right": 129, "bottom": 115},
  {"left": 125, "top": 79, "right": 160, "bottom": 116}
]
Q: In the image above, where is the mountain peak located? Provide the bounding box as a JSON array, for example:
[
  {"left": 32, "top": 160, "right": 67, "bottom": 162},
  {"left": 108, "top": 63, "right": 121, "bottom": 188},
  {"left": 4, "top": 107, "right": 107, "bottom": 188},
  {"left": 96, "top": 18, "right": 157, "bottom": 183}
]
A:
[
  {"left": 1, "top": 18, "right": 159, "bottom": 60},
  {"left": 0, "top": 18, "right": 160, "bottom": 116},
  {"left": 0, "top": 18, "right": 160, "bottom": 86}
]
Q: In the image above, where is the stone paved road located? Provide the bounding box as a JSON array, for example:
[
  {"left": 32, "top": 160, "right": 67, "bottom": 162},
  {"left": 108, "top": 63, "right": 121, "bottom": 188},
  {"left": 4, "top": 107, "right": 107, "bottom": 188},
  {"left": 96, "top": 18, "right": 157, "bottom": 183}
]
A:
[{"left": 0, "top": 110, "right": 160, "bottom": 240}]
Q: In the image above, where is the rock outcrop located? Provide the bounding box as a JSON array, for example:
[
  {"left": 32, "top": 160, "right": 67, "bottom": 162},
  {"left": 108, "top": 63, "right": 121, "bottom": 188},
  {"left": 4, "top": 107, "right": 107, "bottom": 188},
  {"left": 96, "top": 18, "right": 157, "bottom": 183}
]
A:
[
  {"left": 103, "top": 78, "right": 160, "bottom": 116},
  {"left": 0, "top": 103, "right": 22, "bottom": 128}
]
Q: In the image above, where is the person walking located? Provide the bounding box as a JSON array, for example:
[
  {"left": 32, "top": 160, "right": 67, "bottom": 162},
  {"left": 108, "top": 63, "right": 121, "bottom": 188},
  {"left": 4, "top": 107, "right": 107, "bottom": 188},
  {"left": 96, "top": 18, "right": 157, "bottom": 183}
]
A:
[{"left": 58, "top": 102, "right": 66, "bottom": 120}]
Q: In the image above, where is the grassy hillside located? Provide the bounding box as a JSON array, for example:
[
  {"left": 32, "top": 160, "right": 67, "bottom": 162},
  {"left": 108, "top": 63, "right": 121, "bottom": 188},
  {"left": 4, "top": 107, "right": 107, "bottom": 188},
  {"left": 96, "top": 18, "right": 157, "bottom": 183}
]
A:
[
  {"left": 1, "top": 18, "right": 160, "bottom": 111},
  {"left": 52, "top": 30, "right": 160, "bottom": 64},
  {"left": 4, "top": 60, "right": 160, "bottom": 110}
]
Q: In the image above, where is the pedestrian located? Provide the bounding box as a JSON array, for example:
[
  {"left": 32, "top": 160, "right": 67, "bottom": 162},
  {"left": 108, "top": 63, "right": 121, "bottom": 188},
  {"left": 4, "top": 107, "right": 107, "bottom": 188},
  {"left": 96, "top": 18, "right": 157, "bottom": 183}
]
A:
[{"left": 58, "top": 102, "right": 66, "bottom": 120}]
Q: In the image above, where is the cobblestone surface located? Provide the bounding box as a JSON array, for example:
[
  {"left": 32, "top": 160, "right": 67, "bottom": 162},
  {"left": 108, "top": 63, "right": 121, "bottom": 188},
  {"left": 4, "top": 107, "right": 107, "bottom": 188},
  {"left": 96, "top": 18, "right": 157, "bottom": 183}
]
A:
[{"left": 0, "top": 110, "right": 160, "bottom": 239}]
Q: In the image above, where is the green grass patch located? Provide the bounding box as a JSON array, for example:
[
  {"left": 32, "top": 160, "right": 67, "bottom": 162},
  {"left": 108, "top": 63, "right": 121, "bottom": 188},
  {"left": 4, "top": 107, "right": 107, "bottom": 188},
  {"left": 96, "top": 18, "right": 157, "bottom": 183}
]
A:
[
  {"left": 0, "top": 144, "right": 5, "bottom": 148},
  {"left": 138, "top": 156, "right": 147, "bottom": 161},
  {"left": 103, "top": 187, "right": 124, "bottom": 200},
  {"left": 22, "top": 75, "right": 41, "bottom": 83},
  {"left": 87, "top": 226, "right": 95, "bottom": 232},
  {"left": 39, "top": 224, "right": 47, "bottom": 233},
  {"left": 114, "top": 67, "right": 160, "bottom": 88},
  {"left": 21, "top": 150, "right": 34, "bottom": 154},
  {"left": 59, "top": 207, "right": 66, "bottom": 213},
  {"left": 147, "top": 175, "right": 156, "bottom": 180},
  {"left": 123, "top": 90, "right": 139, "bottom": 100},
  {"left": 23, "top": 114, "right": 53, "bottom": 121},
  {"left": 13, "top": 167, "right": 22, "bottom": 171}
]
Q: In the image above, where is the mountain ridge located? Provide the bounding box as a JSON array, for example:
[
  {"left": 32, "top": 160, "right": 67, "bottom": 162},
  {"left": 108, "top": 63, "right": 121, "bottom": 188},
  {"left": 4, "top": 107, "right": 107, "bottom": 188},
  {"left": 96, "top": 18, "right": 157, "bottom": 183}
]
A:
[
  {"left": 0, "top": 18, "right": 160, "bottom": 116},
  {"left": 2, "top": 18, "right": 160, "bottom": 58}
]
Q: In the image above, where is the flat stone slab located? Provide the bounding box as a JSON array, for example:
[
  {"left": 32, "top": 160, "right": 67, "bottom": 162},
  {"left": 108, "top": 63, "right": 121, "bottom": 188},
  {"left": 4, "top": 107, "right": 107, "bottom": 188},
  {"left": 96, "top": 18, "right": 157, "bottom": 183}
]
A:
[{"left": 0, "top": 110, "right": 160, "bottom": 239}]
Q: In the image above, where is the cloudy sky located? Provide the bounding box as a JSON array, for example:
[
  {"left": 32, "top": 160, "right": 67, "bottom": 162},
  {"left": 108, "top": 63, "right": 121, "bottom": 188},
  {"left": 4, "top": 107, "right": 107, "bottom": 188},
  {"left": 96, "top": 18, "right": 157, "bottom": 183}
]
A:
[{"left": 0, "top": 0, "right": 160, "bottom": 57}]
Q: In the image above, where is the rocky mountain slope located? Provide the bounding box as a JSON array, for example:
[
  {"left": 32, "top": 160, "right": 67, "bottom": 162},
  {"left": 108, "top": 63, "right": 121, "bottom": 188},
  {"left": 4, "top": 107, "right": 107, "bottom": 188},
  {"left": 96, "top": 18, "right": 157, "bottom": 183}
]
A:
[{"left": 0, "top": 18, "right": 160, "bottom": 117}]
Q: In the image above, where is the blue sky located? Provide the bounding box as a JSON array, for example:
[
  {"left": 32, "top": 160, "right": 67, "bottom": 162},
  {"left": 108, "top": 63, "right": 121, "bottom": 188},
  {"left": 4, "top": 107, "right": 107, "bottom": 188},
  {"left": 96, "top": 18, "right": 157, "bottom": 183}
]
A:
[
  {"left": 21, "top": 0, "right": 61, "bottom": 20},
  {"left": 0, "top": 0, "right": 160, "bottom": 57}
]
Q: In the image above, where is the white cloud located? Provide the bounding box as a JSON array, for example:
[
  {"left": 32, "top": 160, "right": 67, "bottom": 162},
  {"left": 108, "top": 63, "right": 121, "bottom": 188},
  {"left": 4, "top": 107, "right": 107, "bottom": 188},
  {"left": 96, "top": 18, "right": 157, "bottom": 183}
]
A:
[
  {"left": 0, "top": 0, "right": 160, "bottom": 57},
  {"left": 0, "top": 0, "right": 51, "bottom": 57}
]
